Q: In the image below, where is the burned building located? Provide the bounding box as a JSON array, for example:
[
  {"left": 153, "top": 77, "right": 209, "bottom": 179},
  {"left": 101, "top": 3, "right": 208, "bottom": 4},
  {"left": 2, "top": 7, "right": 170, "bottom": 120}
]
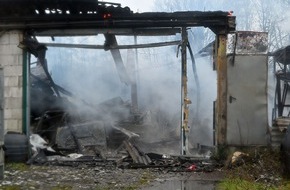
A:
[{"left": 3, "top": 0, "right": 275, "bottom": 180}]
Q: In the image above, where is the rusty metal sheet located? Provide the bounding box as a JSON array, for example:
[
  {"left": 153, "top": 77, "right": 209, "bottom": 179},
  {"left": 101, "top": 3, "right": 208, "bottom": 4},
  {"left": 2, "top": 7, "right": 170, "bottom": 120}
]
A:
[
  {"left": 227, "top": 31, "right": 268, "bottom": 55},
  {"left": 236, "top": 32, "right": 268, "bottom": 54}
]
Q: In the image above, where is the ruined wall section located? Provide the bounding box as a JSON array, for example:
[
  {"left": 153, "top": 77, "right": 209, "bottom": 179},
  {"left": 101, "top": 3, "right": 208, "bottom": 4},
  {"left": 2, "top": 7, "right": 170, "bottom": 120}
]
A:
[{"left": 0, "top": 31, "right": 23, "bottom": 133}]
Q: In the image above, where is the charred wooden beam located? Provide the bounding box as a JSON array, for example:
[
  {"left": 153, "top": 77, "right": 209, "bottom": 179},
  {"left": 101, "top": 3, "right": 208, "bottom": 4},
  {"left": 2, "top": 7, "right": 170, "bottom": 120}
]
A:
[
  {"left": 180, "top": 27, "right": 190, "bottom": 155},
  {"left": 104, "top": 34, "right": 131, "bottom": 84},
  {"left": 127, "top": 49, "right": 138, "bottom": 114},
  {"left": 0, "top": 3, "right": 236, "bottom": 35},
  {"left": 216, "top": 34, "right": 228, "bottom": 145},
  {"left": 123, "top": 140, "right": 151, "bottom": 165},
  {"left": 34, "top": 28, "right": 181, "bottom": 36},
  {"left": 40, "top": 40, "right": 180, "bottom": 49},
  {"left": 0, "top": 18, "right": 235, "bottom": 34},
  {"left": 19, "top": 37, "right": 61, "bottom": 97},
  {"left": 123, "top": 140, "right": 140, "bottom": 164}
]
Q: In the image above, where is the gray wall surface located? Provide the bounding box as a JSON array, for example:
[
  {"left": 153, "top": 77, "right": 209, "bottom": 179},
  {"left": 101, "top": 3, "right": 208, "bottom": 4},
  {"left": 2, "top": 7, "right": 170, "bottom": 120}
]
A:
[
  {"left": 226, "top": 32, "right": 268, "bottom": 145},
  {"left": 0, "top": 31, "right": 23, "bottom": 133}
]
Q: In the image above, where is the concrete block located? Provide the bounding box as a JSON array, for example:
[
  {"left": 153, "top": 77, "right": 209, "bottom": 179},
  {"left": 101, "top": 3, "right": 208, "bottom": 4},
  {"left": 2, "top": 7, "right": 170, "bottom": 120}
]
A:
[
  {"left": 18, "top": 76, "right": 23, "bottom": 86},
  {"left": 4, "top": 109, "right": 11, "bottom": 119},
  {"left": 4, "top": 87, "right": 11, "bottom": 98},
  {"left": 11, "top": 87, "right": 22, "bottom": 97},
  {"left": 0, "top": 34, "right": 9, "bottom": 45},
  {"left": 17, "top": 120, "right": 22, "bottom": 132},
  {"left": 8, "top": 44, "right": 23, "bottom": 55},
  {"left": 0, "top": 44, "right": 22, "bottom": 55},
  {"left": 4, "top": 109, "right": 22, "bottom": 119},
  {"left": 4, "top": 65, "right": 23, "bottom": 77},
  {"left": 9, "top": 32, "right": 23, "bottom": 45},
  {"left": 16, "top": 54, "right": 23, "bottom": 65},
  {"left": 4, "top": 119, "right": 20, "bottom": 132},
  {"left": 4, "top": 87, "right": 22, "bottom": 98},
  {"left": 0, "top": 55, "right": 17, "bottom": 67},
  {"left": 4, "top": 77, "right": 18, "bottom": 87},
  {"left": 4, "top": 98, "right": 22, "bottom": 109},
  {"left": 0, "top": 45, "right": 11, "bottom": 55}
]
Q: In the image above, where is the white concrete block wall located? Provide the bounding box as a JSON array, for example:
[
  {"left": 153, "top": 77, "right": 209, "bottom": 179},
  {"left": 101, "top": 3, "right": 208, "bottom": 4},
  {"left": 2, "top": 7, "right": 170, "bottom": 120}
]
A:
[{"left": 0, "top": 31, "right": 23, "bottom": 133}]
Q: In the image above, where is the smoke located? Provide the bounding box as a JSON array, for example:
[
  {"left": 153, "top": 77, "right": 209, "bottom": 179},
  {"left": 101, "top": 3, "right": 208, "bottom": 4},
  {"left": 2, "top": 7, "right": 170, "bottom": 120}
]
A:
[
  {"left": 36, "top": 34, "right": 217, "bottom": 154},
  {"left": 187, "top": 57, "right": 216, "bottom": 147}
]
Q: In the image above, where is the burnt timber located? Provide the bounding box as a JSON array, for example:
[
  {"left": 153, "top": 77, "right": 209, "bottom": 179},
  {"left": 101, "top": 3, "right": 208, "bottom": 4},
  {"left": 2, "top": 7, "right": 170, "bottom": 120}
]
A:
[
  {"left": 269, "top": 46, "right": 290, "bottom": 147},
  {"left": 0, "top": 0, "right": 235, "bottom": 35},
  {"left": 0, "top": 0, "right": 236, "bottom": 154}
]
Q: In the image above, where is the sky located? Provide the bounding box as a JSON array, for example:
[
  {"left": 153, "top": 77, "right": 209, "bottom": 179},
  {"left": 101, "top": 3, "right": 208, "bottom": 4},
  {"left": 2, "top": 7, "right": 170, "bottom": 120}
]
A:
[{"left": 101, "top": 0, "right": 156, "bottom": 12}]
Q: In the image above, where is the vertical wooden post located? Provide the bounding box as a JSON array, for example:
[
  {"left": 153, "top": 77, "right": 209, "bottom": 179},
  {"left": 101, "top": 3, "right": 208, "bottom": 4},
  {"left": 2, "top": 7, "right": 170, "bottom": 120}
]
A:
[
  {"left": 181, "top": 27, "right": 190, "bottom": 155},
  {"left": 216, "top": 34, "right": 227, "bottom": 145},
  {"left": 127, "top": 49, "right": 138, "bottom": 114}
]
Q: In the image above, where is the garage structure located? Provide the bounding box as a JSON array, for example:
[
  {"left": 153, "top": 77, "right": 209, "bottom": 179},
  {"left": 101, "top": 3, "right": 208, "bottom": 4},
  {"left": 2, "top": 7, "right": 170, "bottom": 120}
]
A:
[
  {"left": 0, "top": 0, "right": 245, "bottom": 178},
  {"left": 0, "top": 0, "right": 274, "bottom": 181},
  {"left": 0, "top": 0, "right": 235, "bottom": 142}
]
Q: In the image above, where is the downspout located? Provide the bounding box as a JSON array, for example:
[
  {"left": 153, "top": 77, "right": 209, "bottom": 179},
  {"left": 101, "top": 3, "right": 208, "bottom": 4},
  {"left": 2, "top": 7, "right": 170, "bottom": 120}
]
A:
[{"left": 22, "top": 50, "right": 30, "bottom": 136}]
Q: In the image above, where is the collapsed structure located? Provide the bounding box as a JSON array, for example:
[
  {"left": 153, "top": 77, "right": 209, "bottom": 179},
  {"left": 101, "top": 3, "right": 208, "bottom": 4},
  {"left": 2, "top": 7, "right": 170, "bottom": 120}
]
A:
[
  {"left": 270, "top": 46, "right": 290, "bottom": 146},
  {"left": 11, "top": 0, "right": 290, "bottom": 180}
]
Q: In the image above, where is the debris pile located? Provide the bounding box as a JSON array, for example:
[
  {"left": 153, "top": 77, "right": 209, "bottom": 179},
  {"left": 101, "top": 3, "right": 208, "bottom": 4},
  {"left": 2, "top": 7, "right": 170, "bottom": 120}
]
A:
[
  {"left": 27, "top": 133, "right": 218, "bottom": 174},
  {"left": 10, "top": 36, "right": 221, "bottom": 176}
]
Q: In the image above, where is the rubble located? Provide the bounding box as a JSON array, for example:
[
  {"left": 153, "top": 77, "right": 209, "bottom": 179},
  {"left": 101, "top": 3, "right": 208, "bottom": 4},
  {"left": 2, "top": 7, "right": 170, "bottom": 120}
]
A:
[
  {"left": 123, "top": 140, "right": 152, "bottom": 166},
  {"left": 1, "top": 36, "right": 224, "bottom": 189},
  {"left": 27, "top": 54, "right": 218, "bottom": 173}
]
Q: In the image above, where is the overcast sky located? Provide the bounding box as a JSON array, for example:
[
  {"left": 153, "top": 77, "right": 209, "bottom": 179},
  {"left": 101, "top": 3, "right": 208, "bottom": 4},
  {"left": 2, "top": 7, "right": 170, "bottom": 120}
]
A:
[{"left": 102, "top": 0, "right": 156, "bottom": 12}]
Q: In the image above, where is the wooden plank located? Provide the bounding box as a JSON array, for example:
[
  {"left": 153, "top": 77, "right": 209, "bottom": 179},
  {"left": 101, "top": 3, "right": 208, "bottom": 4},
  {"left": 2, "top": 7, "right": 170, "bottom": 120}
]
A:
[{"left": 123, "top": 141, "right": 138, "bottom": 163}]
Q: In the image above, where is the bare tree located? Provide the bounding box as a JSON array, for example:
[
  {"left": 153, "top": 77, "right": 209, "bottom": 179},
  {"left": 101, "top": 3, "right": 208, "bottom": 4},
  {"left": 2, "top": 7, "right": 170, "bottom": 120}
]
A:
[{"left": 156, "top": 0, "right": 290, "bottom": 51}]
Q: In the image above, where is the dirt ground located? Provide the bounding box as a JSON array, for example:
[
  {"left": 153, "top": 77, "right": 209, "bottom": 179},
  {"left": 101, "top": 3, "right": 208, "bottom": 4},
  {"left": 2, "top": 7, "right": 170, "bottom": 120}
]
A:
[
  {"left": 1, "top": 147, "right": 286, "bottom": 190},
  {"left": 1, "top": 162, "right": 224, "bottom": 190}
]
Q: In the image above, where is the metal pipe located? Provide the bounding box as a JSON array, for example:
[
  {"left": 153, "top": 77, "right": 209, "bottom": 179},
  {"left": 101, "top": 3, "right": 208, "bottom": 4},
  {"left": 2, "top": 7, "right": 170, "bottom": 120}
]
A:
[{"left": 22, "top": 50, "right": 30, "bottom": 136}]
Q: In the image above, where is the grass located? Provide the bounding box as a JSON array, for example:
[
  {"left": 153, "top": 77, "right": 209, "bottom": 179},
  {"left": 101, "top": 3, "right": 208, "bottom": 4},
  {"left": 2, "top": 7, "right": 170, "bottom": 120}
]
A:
[
  {"left": 217, "top": 147, "right": 290, "bottom": 190},
  {"left": 0, "top": 185, "right": 21, "bottom": 190},
  {"left": 5, "top": 163, "right": 29, "bottom": 172},
  {"left": 217, "top": 178, "right": 270, "bottom": 190},
  {"left": 217, "top": 178, "right": 290, "bottom": 190},
  {"left": 51, "top": 185, "right": 73, "bottom": 190},
  {"left": 0, "top": 184, "right": 73, "bottom": 190},
  {"left": 138, "top": 171, "right": 155, "bottom": 185},
  {"left": 95, "top": 184, "right": 138, "bottom": 190}
]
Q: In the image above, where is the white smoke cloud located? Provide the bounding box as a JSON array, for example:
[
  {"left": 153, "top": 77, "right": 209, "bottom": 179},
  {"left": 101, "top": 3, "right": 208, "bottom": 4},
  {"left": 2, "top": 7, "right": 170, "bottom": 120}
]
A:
[{"left": 36, "top": 34, "right": 217, "bottom": 153}]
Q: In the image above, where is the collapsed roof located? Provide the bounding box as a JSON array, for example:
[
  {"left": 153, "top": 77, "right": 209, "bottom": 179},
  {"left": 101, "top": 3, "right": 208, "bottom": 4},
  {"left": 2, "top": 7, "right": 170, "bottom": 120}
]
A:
[
  {"left": 0, "top": 0, "right": 237, "bottom": 155},
  {"left": 0, "top": 0, "right": 235, "bottom": 35},
  {"left": 270, "top": 46, "right": 290, "bottom": 65}
]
